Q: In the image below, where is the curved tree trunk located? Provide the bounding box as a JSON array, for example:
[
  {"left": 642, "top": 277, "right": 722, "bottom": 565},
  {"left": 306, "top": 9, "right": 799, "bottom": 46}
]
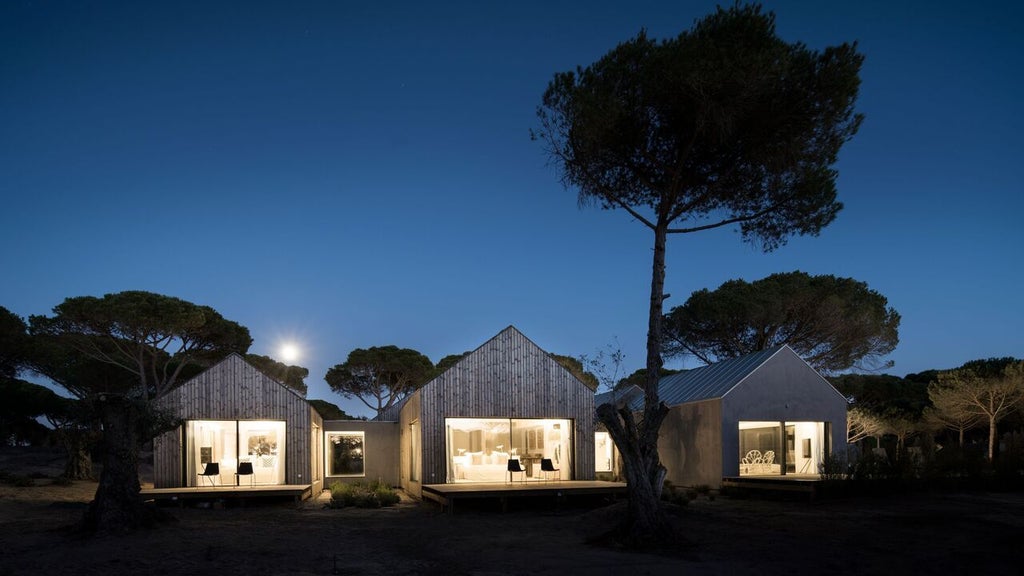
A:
[
  {"left": 596, "top": 221, "right": 672, "bottom": 546},
  {"left": 83, "top": 396, "right": 146, "bottom": 534}
]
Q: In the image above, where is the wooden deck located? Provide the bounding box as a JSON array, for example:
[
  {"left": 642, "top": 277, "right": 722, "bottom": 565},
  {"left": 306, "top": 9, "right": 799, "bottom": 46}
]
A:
[
  {"left": 721, "top": 474, "right": 821, "bottom": 498},
  {"left": 422, "top": 480, "right": 627, "bottom": 513},
  {"left": 140, "top": 484, "right": 314, "bottom": 505}
]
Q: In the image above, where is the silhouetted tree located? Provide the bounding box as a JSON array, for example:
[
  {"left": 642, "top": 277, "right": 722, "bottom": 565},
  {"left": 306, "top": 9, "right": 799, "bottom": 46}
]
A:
[
  {"left": 830, "top": 373, "right": 929, "bottom": 416},
  {"left": 245, "top": 354, "right": 309, "bottom": 396},
  {"left": 45, "top": 395, "right": 100, "bottom": 480},
  {"left": 613, "top": 367, "right": 682, "bottom": 392},
  {"left": 550, "top": 353, "right": 599, "bottom": 390},
  {"left": 325, "top": 346, "right": 434, "bottom": 418},
  {"left": 433, "top": 353, "right": 469, "bottom": 377},
  {"left": 29, "top": 291, "right": 251, "bottom": 533},
  {"left": 0, "top": 378, "right": 58, "bottom": 446},
  {"left": 1, "top": 305, "right": 30, "bottom": 381},
  {"left": 308, "top": 399, "right": 362, "bottom": 421},
  {"left": 536, "top": 3, "right": 862, "bottom": 544},
  {"left": 663, "top": 271, "right": 899, "bottom": 372}
]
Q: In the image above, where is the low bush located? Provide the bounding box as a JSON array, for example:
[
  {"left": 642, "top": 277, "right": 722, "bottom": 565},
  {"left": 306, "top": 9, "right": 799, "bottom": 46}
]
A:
[
  {"left": 329, "top": 480, "right": 400, "bottom": 508},
  {"left": 660, "top": 481, "right": 691, "bottom": 506},
  {"left": 818, "top": 452, "right": 846, "bottom": 481}
]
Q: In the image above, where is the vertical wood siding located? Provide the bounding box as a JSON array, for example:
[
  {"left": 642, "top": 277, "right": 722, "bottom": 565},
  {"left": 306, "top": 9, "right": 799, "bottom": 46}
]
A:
[
  {"left": 407, "top": 326, "right": 595, "bottom": 485},
  {"left": 153, "top": 354, "right": 323, "bottom": 488}
]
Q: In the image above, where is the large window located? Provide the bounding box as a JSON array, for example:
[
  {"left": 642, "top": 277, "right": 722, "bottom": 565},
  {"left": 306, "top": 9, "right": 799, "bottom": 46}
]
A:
[
  {"left": 327, "top": 432, "right": 365, "bottom": 477},
  {"left": 595, "top": 431, "right": 613, "bottom": 473},
  {"left": 445, "top": 418, "right": 572, "bottom": 483},
  {"left": 738, "top": 421, "right": 826, "bottom": 476},
  {"left": 186, "top": 420, "right": 286, "bottom": 486}
]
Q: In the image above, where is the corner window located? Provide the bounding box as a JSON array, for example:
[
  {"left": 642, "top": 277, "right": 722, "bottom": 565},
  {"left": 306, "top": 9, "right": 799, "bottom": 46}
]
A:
[{"left": 328, "top": 432, "right": 365, "bottom": 477}]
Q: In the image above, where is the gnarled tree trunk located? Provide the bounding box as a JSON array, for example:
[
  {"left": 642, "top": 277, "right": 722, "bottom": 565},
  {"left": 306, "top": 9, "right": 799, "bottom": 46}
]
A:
[
  {"left": 62, "top": 435, "right": 94, "bottom": 480},
  {"left": 53, "top": 421, "right": 96, "bottom": 480},
  {"left": 83, "top": 396, "right": 146, "bottom": 533}
]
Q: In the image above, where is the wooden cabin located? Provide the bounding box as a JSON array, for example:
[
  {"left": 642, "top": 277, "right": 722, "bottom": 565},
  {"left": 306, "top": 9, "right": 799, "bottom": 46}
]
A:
[
  {"left": 152, "top": 353, "right": 324, "bottom": 491},
  {"left": 396, "top": 326, "right": 596, "bottom": 498}
]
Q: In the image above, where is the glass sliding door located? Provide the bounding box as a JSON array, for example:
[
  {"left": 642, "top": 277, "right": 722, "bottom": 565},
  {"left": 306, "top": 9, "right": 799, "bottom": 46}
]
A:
[
  {"left": 738, "top": 421, "right": 825, "bottom": 476},
  {"left": 187, "top": 420, "right": 286, "bottom": 486},
  {"left": 445, "top": 417, "right": 572, "bottom": 483},
  {"left": 239, "top": 421, "right": 286, "bottom": 485},
  {"left": 788, "top": 421, "right": 825, "bottom": 475},
  {"left": 187, "top": 420, "right": 236, "bottom": 486}
]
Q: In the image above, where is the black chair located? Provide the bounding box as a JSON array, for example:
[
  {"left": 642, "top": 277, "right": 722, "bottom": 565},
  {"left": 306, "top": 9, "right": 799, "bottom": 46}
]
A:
[
  {"left": 507, "top": 458, "right": 525, "bottom": 483},
  {"left": 236, "top": 461, "right": 254, "bottom": 486},
  {"left": 198, "top": 462, "right": 220, "bottom": 486},
  {"left": 540, "top": 458, "right": 560, "bottom": 481}
]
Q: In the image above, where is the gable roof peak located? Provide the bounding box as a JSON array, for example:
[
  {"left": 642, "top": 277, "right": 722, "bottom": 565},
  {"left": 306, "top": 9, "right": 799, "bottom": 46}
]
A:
[{"left": 653, "top": 345, "right": 790, "bottom": 406}]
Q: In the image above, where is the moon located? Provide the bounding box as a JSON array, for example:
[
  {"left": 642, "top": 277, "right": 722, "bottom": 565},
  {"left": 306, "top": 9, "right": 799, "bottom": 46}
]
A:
[{"left": 280, "top": 343, "right": 300, "bottom": 363}]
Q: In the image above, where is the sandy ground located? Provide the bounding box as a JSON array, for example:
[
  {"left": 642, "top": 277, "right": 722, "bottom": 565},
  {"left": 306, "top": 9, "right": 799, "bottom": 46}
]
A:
[{"left": 1, "top": 448, "right": 1021, "bottom": 575}]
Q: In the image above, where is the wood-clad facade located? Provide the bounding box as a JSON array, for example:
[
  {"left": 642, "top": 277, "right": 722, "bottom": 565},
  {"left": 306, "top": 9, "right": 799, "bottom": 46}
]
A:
[
  {"left": 152, "top": 353, "right": 323, "bottom": 492},
  {"left": 399, "top": 326, "right": 596, "bottom": 497}
]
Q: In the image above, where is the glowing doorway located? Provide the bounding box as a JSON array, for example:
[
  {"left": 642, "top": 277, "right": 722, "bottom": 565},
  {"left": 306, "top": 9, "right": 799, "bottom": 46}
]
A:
[
  {"left": 186, "top": 420, "right": 286, "bottom": 486},
  {"left": 445, "top": 418, "right": 572, "bottom": 483}
]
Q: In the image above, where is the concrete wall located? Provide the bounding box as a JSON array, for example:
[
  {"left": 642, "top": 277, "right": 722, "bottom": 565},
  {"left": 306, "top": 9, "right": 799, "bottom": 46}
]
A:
[
  {"left": 720, "top": 349, "right": 847, "bottom": 477},
  {"left": 659, "top": 399, "right": 723, "bottom": 488},
  {"left": 323, "top": 420, "right": 400, "bottom": 487},
  {"left": 399, "top": 392, "right": 423, "bottom": 498}
]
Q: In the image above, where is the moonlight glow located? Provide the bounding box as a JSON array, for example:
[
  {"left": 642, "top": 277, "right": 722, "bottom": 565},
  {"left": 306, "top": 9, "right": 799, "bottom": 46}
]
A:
[{"left": 280, "top": 343, "right": 300, "bottom": 363}]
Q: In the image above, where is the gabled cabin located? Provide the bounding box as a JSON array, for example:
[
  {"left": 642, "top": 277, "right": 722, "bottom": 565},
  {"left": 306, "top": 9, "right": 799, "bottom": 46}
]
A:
[
  {"left": 607, "top": 345, "right": 847, "bottom": 488},
  {"left": 152, "top": 353, "right": 324, "bottom": 491},
  {"left": 396, "top": 326, "right": 597, "bottom": 498}
]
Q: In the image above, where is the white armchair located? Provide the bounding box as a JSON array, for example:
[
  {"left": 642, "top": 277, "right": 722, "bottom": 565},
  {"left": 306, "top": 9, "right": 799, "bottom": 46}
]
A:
[{"left": 741, "top": 450, "right": 763, "bottom": 474}]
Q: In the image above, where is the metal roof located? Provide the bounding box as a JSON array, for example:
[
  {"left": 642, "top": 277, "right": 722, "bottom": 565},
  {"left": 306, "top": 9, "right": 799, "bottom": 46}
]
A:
[
  {"left": 595, "top": 384, "right": 644, "bottom": 408},
  {"left": 647, "top": 346, "right": 788, "bottom": 407}
]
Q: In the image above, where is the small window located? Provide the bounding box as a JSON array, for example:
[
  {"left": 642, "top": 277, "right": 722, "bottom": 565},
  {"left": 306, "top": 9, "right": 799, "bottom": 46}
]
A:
[
  {"left": 327, "top": 432, "right": 365, "bottom": 477},
  {"left": 595, "top": 431, "right": 613, "bottom": 473}
]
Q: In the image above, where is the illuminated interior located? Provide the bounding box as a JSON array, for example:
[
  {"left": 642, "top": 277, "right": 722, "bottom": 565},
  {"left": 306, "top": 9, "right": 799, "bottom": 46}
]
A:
[
  {"left": 445, "top": 418, "right": 572, "bottom": 482},
  {"left": 326, "top": 431, "right": 365, "bottom": 477},
  {"left": 186, "top": 420, "right": 286, "bottom": 486},
  {"left": 595, "top": 431, "right": 613, "bottom": 473},
  {"left": 738, "top": 421, "right": 825, "bottom": 476}
]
